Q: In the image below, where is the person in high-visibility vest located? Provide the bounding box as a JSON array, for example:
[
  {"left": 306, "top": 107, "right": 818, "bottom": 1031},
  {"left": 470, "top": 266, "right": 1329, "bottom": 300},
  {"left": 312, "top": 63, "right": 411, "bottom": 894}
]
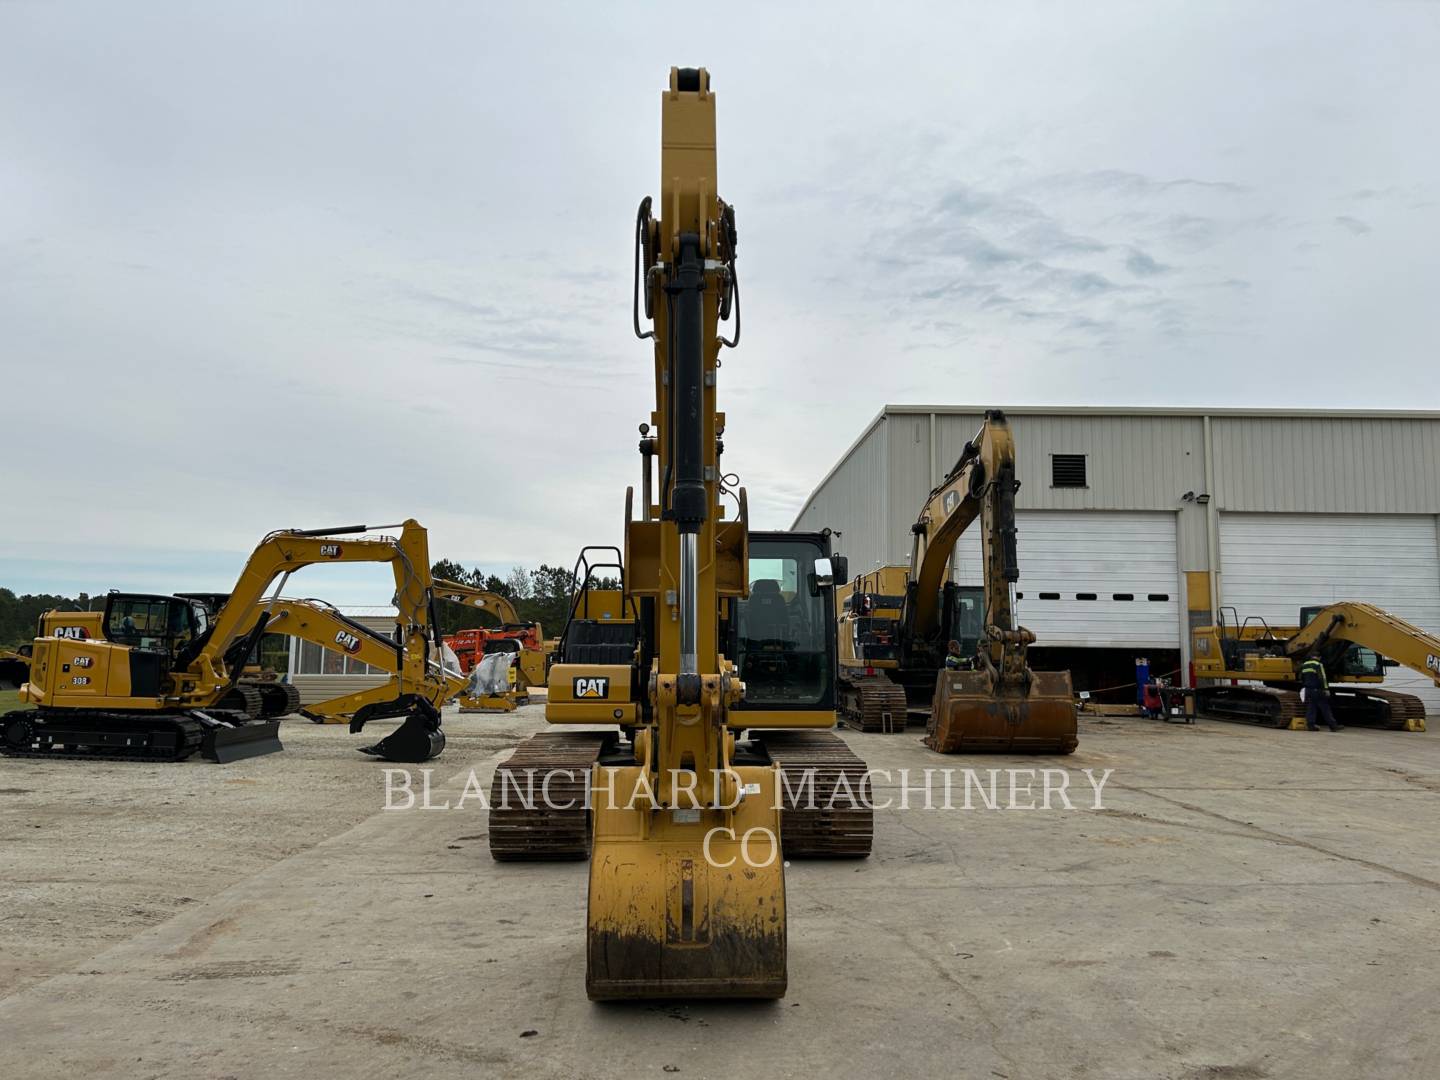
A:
[{"left": 1299, "top": 656, "right": 1341, "bottom": 732}]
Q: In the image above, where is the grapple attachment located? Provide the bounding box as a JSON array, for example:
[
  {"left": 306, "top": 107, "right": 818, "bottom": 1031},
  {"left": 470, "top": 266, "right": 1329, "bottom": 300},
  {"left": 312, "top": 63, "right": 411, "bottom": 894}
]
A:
[
  {"left": 925, "top": 669, "right": 1077, "bottom": 754},
  {"left": 586, "top": 764, "right": 787, "bottom": 1000}
]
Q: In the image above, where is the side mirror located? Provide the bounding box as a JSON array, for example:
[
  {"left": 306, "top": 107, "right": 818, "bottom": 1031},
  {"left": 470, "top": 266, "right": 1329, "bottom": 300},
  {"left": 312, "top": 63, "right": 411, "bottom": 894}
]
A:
[
  {"left": 813, "top": 557, "right": 835, "bottom": 591},
  {"left": 831, "top": 555, "right": 849, "bottom": 587}
]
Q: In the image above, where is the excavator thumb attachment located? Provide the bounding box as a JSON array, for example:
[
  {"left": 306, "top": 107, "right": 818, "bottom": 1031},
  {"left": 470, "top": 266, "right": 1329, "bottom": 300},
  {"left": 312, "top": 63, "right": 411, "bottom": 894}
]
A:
[
  {"left": 586, "top": 765, "right": 787, "bottom": 1000},
  {"left": 199, "top": 716, "right": 284, "bottom": 763},
  {"left": 926, "top": 670, "right": 1077, "bottom": 754}
]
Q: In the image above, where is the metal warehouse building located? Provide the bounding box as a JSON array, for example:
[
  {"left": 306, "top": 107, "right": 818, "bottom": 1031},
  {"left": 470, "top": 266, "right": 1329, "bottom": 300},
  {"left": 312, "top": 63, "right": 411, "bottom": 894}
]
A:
[{"left": 793, "top": 406, "right": 1440, "bottom": 710}]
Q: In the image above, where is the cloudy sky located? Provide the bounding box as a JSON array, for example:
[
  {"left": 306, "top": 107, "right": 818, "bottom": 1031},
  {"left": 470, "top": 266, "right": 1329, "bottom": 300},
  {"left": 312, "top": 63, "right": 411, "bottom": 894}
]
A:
[{"left": 3, "top": 1, "right": 1437, "bottom": 603}]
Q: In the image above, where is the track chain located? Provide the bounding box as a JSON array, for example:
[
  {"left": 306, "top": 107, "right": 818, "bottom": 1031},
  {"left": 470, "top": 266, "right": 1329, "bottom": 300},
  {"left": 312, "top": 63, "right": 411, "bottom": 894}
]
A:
[
  {"left": 839, "top": 675, "right": 909, "bottom": 733},
  {"left": 760, "top": 729, "right": 874, "bottom": 858},
  {"left": 488, "top": 731, "right": 612, "bottom": 861}
]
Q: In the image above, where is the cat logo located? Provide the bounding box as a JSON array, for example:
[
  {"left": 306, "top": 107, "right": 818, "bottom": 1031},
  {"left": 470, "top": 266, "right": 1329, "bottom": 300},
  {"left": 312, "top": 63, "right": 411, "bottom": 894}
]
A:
[
  {"left": 54, "top": 626, "right": 89, "bottom": 640},
  {"left": 573, "top": 676, "right": 610, "bottom": 699},
  {"left": 320, "top": 543, "right": 343, "bottom": 558},
  {"left": 334, "top": 630, "right": 362, "bottom": 654},
  {"left": 73, "top": 656, "right": 94, "bottom": 668},
  {"left": 943, "top": 490, "right": 960, "bottom": 514},
  {"left": 1428, "top": 654, "right": 1440, "bottom": 675}
]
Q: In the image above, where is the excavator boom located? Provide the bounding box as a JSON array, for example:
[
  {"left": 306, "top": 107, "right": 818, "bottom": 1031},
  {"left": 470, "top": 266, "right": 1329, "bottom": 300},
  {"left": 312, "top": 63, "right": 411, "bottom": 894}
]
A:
[
  {"left": 919, "top": 411, "right": 1077, "bottom": 753},
  {"left": 1287, "top": 602, "right": 1440, "bottom": 682},
  {"left": 578, "top": 66, "right": 785, "bottom": 1000}
]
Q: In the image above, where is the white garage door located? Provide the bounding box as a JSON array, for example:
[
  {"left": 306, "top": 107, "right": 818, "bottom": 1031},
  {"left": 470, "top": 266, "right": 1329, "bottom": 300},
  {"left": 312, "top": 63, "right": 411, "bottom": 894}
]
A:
[
  {"left": 953, "top": 511, "right": 1180, "bottom": 648},
  {"left": 1219, "top": 513, "right": 1440, "bottom": 712}
]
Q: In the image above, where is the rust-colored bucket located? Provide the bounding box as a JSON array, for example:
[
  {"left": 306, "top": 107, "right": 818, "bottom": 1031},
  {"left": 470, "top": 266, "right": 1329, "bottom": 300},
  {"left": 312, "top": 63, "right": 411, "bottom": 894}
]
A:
[{"left": 925, "top": 670, "right": 1077, "bottom": 754}]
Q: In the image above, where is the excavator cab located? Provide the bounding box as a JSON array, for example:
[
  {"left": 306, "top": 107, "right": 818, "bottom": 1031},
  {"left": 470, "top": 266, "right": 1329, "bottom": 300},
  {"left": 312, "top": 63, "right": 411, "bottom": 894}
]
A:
[
  {"left": 943, "top": 583, "right": 985, "bottom": 659},
  {"left": 729, "top": 534, "right": 839, "bottom": 709},
  {"left": 1299, "top": 605, "right": 1389, "bottom": 679},
  {"left": 101, "top": 593, "right": 209, "bottom": 658}
]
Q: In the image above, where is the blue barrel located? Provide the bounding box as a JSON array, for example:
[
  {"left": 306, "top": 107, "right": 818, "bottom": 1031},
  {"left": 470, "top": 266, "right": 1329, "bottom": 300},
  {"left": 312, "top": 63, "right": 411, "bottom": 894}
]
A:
[{"left": 1135, "top": 657, "right": 1150, "bottom": 706}]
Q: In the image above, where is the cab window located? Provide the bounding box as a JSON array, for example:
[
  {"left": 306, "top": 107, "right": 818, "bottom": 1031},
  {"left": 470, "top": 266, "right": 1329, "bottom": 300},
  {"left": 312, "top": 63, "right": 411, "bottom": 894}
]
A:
[
  {"left": 107, "top": 599, "right": 173, "bottom": 649},
  {"left": 734, "top": 541, "right": 832, "bottom": 708}
]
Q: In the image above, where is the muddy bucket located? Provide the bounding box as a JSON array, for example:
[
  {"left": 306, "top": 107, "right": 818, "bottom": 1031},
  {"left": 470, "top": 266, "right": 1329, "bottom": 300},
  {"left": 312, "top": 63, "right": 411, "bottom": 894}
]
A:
[
  {"left": 925, "top": 670, "right": 1077, "bottom": 754},
  {"left": 585, "top": 764, "right": 787, "bottom": 1000}
]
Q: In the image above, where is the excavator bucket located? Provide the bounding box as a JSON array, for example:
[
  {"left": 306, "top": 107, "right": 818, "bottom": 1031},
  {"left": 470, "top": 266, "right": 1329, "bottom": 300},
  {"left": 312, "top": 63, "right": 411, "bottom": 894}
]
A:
[
  {"left": 926, "top": 670, "right": 1078, "bottom": 754},
  {"left": 201, "top": 719, "right": 284, "bottom": 763},
  {"left": 585, "top": 765, "right": 787, "bottom": 1000},
  {"left": 356, "top": 713, "right": 446, "bottom": 762}
]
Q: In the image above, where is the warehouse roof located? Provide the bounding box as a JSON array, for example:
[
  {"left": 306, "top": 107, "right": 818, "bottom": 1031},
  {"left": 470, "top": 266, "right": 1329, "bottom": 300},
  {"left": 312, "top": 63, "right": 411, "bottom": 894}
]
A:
[{"left": 795, "top": 403, "right": 1440, "bottom": 529}]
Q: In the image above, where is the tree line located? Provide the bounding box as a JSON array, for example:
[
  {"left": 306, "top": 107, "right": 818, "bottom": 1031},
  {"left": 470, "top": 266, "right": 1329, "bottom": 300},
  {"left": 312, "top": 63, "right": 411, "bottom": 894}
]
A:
[
  {"left": 0, "top": 589, "right": 98, "bottom": 650},
  {"left": 428, "top": 561, "right": 619, "bottom": 638},
  {"left": 0, "top": 563, "right": 618, "bottom": 649}
]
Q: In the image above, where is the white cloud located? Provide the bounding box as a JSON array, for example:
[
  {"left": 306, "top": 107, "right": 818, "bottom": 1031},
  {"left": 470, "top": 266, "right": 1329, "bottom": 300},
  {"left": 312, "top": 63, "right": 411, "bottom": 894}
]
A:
[{"left": 2, "top": 1, "right": 1437, "bottom": 600}]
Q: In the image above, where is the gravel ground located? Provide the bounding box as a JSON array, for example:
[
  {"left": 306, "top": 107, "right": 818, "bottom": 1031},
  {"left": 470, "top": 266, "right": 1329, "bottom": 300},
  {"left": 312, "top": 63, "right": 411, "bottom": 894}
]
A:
[{"left": 0, "top": 705, "right": 522, "bottom": 996}]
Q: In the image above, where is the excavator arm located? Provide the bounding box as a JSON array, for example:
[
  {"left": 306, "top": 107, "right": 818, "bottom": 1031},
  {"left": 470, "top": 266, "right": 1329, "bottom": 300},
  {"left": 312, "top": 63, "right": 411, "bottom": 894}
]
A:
[
  {"left": 198, "top": 521, "right": 436, "bottom": 680},
  {"left": 905, "top": 409, "right": 1023, "bottom": 656},
  {"left": 433, "top": 579, "right": 521, "bottom": 626},
  {"left": 574, "top": 66, "right": 787, "bottom": 1000},
  {"left": 248, "top": 599, "right": 467, "bottom": 726},
  {"left": 1286, "top": 602, "right": 1440, "bottom": 687}
]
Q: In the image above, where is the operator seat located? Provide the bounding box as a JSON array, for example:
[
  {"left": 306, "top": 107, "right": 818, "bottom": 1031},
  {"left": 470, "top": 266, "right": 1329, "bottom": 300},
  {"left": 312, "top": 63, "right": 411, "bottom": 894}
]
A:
[{"left": 745, "top": 579, "right": 791, "bottom": 643}]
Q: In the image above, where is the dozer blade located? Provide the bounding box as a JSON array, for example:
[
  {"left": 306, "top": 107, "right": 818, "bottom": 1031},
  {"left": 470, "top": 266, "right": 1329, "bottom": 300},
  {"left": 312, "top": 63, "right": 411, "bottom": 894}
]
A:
[
  {"left": 358, "top": 713, "right": 446, "bottom": 762},
  {"left": 586, "top": 764, "right": 787, "bottom": 1001},
  {"left": 926, "top": 670, "right": 1078, "bottom": 754},
  {"left": 201, "top": 719, "right": 284, "bottom": 763}
]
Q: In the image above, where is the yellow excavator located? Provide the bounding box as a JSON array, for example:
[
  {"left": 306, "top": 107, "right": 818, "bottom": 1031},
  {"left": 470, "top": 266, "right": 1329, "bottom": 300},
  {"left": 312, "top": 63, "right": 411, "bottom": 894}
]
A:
[
  {"left": 486, "top": 68, "right": 872, "bottom": 1000},
  {"left": 1193, "top": 602, "right": 1438, "bottom": 731},
  {"left": 233, "top": 597, "right": 469, "bottom": 739},
  {"left": 837, "top": 410, "right": 1077, "bottom": 753},
  {"left": 4, "top": 521, "right": 450, "bottom": 763}
]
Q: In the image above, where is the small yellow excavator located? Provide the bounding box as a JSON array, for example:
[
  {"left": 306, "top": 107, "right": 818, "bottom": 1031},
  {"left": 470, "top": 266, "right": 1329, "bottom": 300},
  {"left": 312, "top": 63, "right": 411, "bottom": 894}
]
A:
[
  {"left": 1193, "top": 602, "right": 1438, "bottom": 731},
  {"left": 486, "top": 69, "right": 872, "bottom": 1000},
  {"left": 837, "top": 410, "right": 1077, "bottom": 753},
  {"left": 5, "top": 521, "right": 450, "bottom": 763}
]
